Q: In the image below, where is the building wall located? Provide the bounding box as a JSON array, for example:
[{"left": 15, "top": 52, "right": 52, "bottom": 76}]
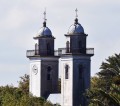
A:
[
  {"left": 41, "top": 58, "right": 59, "bottom": 97},
  {"left": 60, "top": 57, "right": 73, "bottom": 106},
  {"left": 39, "top": 38, "right": 54, "bottom": 55},
  {"left": 73, "top": 56, "right": 91, "bottom": 106},
  {"left": 30, "top": 58, "right": 41, "bottom": 97},
  {"left": 60, "top": 55, "right": 91, "bottom": 106},
  {"left": 70, "top": 35, "right": 86, "bottom": 53},
  {"left": 29, "top": 57, "right": 59, "bottom": 98}
]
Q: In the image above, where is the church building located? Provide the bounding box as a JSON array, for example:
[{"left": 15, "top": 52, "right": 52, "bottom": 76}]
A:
[{"left": 26, "top": 9, "right": 94, "bottom": 106}]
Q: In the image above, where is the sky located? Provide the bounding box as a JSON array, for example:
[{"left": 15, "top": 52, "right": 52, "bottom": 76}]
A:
[{"left": 0, "top": 0, "right": 120, "bottom": 87}]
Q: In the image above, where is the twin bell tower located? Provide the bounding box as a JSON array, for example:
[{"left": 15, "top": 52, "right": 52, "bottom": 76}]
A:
[{"left": 26, "top": 9, "right": 94, "bottom": 106}]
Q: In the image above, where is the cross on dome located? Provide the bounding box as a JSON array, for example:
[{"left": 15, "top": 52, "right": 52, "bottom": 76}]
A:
[
  {"left": 43, "top": 9, "right": 47, "bottom": 27},
  {"left": 43, "top": 9, "right": 47, "bottom": 22},
  {"left": 74, "top": 8, "right": 79, "bottom": 24},
  {"left": 75, "top": 8, "right": 78, "bottom": 18}
]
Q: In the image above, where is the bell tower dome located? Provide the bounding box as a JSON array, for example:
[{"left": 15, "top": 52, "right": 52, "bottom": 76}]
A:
[
  {"left": 33, "top": 11, "right": 55, "bottom": 56},
  {"left": 65, "top": 9, "right": 87, "bottom": 54}
]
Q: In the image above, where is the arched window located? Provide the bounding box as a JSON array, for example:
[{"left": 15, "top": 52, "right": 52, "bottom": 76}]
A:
[
  {"left": 66, "top": 41, "right": 70, "bottom": 53},
  {"left": 65, "top": 65, "right": 69, "bottom": 79},
  {"left": 47, "top": 66, "right": 52, "bottom": 80},
  {"left": 79, "top": 64, "right": 83, "bottom": 79},
  {"left": 35, "top": 43, "right": 39, "bottom": 55}
]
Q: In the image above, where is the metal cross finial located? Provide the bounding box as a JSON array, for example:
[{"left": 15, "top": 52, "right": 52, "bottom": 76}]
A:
[
  {"left": 43, "top": 8, "right": 47, "bottom": 22},
  {"left": 75, "top": 8, "right": 78, "bottom": 18}
]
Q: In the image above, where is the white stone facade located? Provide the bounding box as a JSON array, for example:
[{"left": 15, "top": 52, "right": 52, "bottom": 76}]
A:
[
  {"left": 60, "top": 55, "right": 91, "bottom": 106},
  {"left": 30, "top": 58, "right": 41, "bottom": 97},
  {"left": 29, "top": 57, "right": 59, "bottom": 98},
  {"left": 60, "top": 57, "right": 73, "bottom": 106}
]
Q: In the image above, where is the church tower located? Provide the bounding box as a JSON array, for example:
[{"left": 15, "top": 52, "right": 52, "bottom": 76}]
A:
[
  {"left": 60, "top": 9, "right": 94, "bottom": 106},
  {"left": 26, "top": 11, "right": 59, "bottom": 99}
]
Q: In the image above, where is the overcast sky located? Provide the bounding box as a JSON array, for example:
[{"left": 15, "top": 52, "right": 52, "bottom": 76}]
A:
[{"left": 0, "top": 0, "right": 120, "bottom": 86}]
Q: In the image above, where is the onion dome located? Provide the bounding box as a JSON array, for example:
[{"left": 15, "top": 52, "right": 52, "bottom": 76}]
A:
[
  {"left": 36, "top": 21, "right": 52, "bottom": 37},
  {"left": 68, "top": 18, "right": 84, "bottom": 35},
  {"left": 35, "top": 10, "right": 53, "bottom": 38}
]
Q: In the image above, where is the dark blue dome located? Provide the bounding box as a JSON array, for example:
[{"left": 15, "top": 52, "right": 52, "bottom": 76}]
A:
[
  {"left": 68, "top": 18, "right": 84, "bottom": 34},
  {"left": 36, "top": 26, "right": 52, "bottom": 37}
]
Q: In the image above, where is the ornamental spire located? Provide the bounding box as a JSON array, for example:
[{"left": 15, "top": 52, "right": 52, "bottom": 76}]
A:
[
  {"left": 75, "top": 8, "right": 78, "bottom": 24},
  {"left": 43, "top": 8, "right": 47, "bottom": 27},
  {"left": 75, "top": 8, "right": 78, "bottom": 18}
]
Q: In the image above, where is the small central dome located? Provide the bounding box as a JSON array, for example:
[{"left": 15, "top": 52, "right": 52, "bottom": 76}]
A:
[
  {"left": 36, "top": 22, "right": 52, "bottom": 37},
  {"left": 68, "top": 18, "right": 84, "bottom": 35}
]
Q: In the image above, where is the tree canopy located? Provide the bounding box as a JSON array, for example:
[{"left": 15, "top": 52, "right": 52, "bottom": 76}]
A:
[
  {"left": 0, "top": 74, "right": 58, "bottom": 106},
  {"left": 87, "top": 53, "right": 120, "bottom": 106}
]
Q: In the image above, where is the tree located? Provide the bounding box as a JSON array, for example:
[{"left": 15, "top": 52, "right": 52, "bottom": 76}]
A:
[
  {"left": 98, "top": 54, "right": 120, "bottom": 91},
  {"left": 0, "top": 74, "right": 55, "bottom": 106},
  {"left": 18, "top": 74, "right": 29, "bottom": 94},
  {"left": 87, "top": 53, "right": 120, "bottom": 106}
]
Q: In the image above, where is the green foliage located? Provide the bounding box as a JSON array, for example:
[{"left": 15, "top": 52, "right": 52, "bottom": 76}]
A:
[
  {"left": 0, "top": 74, "right": 54, "bottom": 106},
  {"left": 87, "top": 53, "right": 120, "bottom": 106},
  {"left": 18, "top": 74, "right": 29, "bottom": 94}
]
